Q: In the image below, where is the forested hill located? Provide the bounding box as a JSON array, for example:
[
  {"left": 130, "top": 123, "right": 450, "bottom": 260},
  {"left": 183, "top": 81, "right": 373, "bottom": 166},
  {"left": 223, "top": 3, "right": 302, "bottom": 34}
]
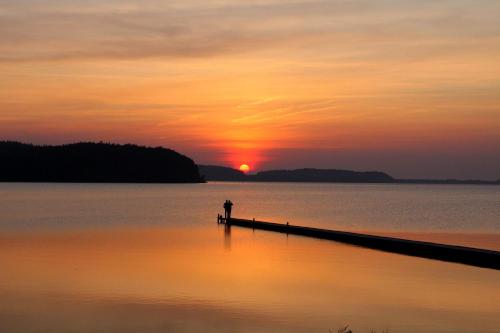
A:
[
  {"left": 199, "top": 165, "right": 394, "bottom": 183},
  {"left": 200, "top": 165, "right": 499, "bottom": 184},
  {"left": 0, "top": 142, "right": 203, "bottom": 183},
  {"left": 252, "top": 168, "right": 394, "bottom": 183},
  {"left": 198, "top": 165, "right": 247, "bottom": 181}
]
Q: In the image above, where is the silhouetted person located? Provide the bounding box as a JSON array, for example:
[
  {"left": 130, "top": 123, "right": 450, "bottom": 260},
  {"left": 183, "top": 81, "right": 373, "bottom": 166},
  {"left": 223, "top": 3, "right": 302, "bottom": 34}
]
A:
[{"left": 223, "top": 200, "right": 233, "bottom": 220}]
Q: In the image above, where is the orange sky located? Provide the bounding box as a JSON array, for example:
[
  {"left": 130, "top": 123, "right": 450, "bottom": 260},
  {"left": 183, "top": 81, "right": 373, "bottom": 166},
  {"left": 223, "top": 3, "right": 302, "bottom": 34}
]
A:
[{"left": 1, "top": 0, "right": 499, "bottom": 178}]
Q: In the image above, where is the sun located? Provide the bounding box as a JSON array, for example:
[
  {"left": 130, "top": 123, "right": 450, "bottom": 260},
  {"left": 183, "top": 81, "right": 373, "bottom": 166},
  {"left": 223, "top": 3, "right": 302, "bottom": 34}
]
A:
[{"left": 239, "top": 164, "right": 250, "bottom": 173}]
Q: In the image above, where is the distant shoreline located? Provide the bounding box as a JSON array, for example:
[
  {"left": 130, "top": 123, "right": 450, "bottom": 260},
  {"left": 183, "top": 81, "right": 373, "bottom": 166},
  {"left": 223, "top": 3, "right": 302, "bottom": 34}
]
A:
[
  {"left": 0, "top": 180, "right": 498, "bottom": 185},
  {"left": 199, "top": 165, "right": 500, "bottom": 185},
  {"left": 1, "top": 142, "right": 498, "bottom": 185},
  {"left": 205, "top": 180, "right": 500, "bottom": 185}
]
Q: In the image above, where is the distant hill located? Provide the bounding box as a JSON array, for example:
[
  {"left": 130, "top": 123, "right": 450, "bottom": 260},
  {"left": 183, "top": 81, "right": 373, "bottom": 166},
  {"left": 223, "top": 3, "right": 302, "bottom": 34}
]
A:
[
  {"left": 0, "top": 142, "right": 203, "bottom": 183},
  {"left": 198, "top": 165, "right": 247, "bottom": 181},
  {"left": 251, "top": 168, "right": 395, "bottom": 183},
  {"left": 199, "top": 166, "right": 394, "bottom": 183},
  {"left": 198, "top": 165, "right": 500, "bottom": 185}
]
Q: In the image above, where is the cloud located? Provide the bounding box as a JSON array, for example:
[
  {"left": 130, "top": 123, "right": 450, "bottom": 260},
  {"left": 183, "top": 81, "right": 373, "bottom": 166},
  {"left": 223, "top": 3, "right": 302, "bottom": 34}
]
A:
[{"left": 1, "top": 0, "right": 499, "bottom": 62}]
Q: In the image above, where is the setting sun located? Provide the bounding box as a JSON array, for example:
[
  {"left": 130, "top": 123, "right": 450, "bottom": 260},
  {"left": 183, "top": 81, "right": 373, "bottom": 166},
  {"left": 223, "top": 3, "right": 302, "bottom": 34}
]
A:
[{"left": 239, "top": 164, "right": 250, "bottom": 173}]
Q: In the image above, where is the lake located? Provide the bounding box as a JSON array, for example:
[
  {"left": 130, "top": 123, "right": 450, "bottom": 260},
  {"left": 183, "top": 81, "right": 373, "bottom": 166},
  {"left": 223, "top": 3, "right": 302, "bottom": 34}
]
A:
[{"left": 0, "top": 182, "right": 499, "bottom": 333}]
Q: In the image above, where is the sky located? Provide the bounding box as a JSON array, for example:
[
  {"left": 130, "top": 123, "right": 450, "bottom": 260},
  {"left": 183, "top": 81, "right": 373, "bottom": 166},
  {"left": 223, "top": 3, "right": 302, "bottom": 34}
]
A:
[{"left": 1, "top": 0, "right": 499, "bottom": 179}]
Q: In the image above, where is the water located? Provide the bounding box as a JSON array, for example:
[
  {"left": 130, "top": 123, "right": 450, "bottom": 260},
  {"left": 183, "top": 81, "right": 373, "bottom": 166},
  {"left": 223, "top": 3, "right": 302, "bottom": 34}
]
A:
[{"left": 0, "top": 182, "right": 499, "bottom": 333}]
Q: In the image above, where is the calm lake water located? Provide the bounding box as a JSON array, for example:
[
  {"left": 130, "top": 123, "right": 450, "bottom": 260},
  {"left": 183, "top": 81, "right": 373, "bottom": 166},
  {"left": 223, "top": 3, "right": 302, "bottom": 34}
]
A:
[{"left": 0, "top": 182, "right": 499, "bottom": 333}]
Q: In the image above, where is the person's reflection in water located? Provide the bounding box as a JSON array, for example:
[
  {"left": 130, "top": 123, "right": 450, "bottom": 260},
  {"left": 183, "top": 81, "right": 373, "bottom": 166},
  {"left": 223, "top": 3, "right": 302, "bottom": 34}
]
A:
[{"left": 224, "top": 224, "right": 231, "bottom": 251}]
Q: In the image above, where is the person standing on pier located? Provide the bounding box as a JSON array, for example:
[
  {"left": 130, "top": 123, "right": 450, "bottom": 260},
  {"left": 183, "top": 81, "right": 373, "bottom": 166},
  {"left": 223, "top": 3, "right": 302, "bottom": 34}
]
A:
[{"left": 223, "top": 200, "right": 233, "bottom": 220}]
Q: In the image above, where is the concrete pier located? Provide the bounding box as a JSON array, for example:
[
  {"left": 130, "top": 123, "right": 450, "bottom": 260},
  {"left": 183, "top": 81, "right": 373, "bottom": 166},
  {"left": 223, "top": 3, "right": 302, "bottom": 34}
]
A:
[{"left": 218, "top": 216, "right": 500, "bottom": 270}]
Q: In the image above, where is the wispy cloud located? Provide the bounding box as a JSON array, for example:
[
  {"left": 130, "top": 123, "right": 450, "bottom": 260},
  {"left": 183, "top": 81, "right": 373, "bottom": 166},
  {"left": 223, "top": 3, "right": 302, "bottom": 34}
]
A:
[{"left": 1, "top": 0, "right": 499, "bottom": 62}]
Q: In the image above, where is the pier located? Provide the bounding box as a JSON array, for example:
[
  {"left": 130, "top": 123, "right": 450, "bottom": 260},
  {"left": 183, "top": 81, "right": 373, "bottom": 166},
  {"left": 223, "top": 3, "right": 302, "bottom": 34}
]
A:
[{"left": 217, "top": 215, "right": 500, "bottom": 270}]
